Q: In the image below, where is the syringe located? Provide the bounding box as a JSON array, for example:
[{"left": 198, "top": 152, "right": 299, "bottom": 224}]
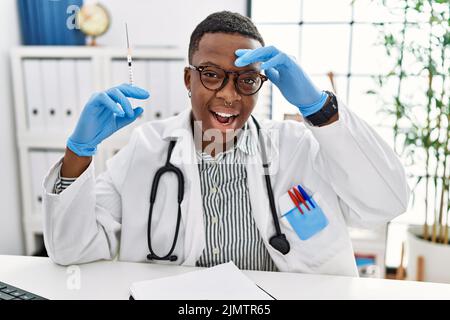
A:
[{"left": 125, "top": 23, "right": 134, "bottom": 85}]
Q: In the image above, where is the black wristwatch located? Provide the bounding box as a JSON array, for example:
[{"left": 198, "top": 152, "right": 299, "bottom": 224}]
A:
[{"left": 305, "top": 91, "right": 338, "bottom": 126}]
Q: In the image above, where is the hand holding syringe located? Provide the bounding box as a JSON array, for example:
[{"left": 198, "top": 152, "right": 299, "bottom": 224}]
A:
[{"left": 65, "top": 23, "right": 149, "bottom": 157}]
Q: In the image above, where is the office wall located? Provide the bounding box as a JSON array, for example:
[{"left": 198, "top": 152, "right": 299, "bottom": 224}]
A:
[
  {"left": 95, "top": 0, "right": 247, "bottom": 52},
  {"left": 0, "top": 0, "right": 23, "bottom": 254},
  {"left": 0, "top": 0, "right": 246, "bottom": 255}
]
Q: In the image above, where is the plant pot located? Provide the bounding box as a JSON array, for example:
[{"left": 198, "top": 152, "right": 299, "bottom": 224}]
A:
[{"left": 406, "top": 225, "right": 450, "bottom": 283}]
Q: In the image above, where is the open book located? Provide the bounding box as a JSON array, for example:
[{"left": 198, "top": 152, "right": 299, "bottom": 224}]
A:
[{"left": 129, "top": 261, "right": 274, "bottom": 300}]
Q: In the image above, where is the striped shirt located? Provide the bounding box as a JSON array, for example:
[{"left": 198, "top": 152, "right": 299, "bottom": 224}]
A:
[
  {"left": 53, "top": 171, "right": 76, "bottom": 194},
  {"left": 194, "top": 125, "right": 277, "bottom": 271},
  {"left": 53, "top": 124, "right": 277, "bottom": 271}
]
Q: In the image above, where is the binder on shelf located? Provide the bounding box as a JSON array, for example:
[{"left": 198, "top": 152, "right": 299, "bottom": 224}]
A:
[
  {"left": 29, "top": 150, "right": 49, "bottom": 214},
  {"left": 58, "top": 59, "right": 79, "bottom": 132},
  {"left": 147, "top": 60, "right": 169, "bottom": 121},
  {"left": 75, "top": 59, "right": 94, "bottom": 115},
  {"left": 23, "top": 59, "right": 46, "bottom": 131},
  {"left": 168, "top": 60, "right": 189, "bottom": 117},
  {"left": 41, "top": 59, "right": 63, "bottom": 131}
]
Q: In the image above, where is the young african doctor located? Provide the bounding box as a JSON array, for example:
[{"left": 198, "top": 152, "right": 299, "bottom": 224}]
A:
[{"left": 42, "top": 11, "right": 410, "bottom": 276}]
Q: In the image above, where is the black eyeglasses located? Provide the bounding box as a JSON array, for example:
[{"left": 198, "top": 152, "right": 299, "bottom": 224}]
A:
[{"left": 187, "top": 64, "right": 268, "bottom": 96}]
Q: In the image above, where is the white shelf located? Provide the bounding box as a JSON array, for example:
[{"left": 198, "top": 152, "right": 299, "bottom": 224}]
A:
[{"left": 11, "top": 46, "right": 185, "bottom": 59}]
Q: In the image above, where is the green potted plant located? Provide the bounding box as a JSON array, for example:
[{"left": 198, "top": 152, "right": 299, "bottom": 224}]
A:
[{"left": 368, "top": 0, "right": 449, "bottom": 282}]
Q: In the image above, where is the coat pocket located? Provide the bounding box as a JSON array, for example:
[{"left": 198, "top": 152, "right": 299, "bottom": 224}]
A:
[{"left": 279, "top": 191, "right": 346, "bottom": 270}]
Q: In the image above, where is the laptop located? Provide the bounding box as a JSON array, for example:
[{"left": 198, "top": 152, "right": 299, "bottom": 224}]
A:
[{"left": 0, "top": 281, "right": 47, "bottom": 300}]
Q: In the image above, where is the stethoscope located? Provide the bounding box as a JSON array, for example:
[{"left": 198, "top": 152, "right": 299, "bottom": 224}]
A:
[{"left": 146, "top": 116, "right": 290, "bottom": 262}]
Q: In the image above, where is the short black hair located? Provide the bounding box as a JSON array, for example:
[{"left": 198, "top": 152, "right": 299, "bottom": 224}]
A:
[{"left": 188, "top": 11, "right": 265, "bottom": 63}]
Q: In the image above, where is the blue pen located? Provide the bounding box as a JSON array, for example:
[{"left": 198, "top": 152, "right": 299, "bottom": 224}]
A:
[{"left": 297, "top": 185, "right": 316, "bottom": 208}]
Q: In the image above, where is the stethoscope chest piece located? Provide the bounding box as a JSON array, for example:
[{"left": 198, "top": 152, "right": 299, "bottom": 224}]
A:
[{"left": 269, "top": 234, "right": 290, "bottom": 255}]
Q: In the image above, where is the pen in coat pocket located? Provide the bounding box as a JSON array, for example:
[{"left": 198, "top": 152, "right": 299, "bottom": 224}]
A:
[
  {"left": 297, "top": 184, "right": 315, "bottom": 209},
  {"left": 288, "top": 189, "right": 304, "bottom": 215},
  {"left": 293, "top": 187, "right": 310, "bottom": 211}
]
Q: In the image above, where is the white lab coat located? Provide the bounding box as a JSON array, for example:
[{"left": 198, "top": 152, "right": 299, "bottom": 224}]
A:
[{"left": 42, "top": 99, "right": 410, "bottom": 277}]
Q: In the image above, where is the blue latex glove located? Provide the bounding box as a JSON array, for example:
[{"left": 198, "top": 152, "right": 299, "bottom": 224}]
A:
[
  {"left": 67, "top": 84, "right": 150, "bottom": 156},
  {"left": 235, "top": 46, "right": 328, "bottom": 117}
]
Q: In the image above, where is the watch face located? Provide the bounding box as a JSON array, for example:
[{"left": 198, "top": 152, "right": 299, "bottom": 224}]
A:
[{"left": 77, "top": 4, "right": 110, "bottom": 37}]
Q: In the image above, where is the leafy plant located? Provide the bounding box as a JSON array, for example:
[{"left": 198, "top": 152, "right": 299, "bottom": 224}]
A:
[{"left": 368, "top": 0, "right": 449, "bottom": 243}]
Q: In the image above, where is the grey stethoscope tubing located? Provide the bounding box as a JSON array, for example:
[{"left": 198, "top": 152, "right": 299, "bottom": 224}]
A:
[{"left": 146, "top": 116, "right": 290, "bottom": 262}]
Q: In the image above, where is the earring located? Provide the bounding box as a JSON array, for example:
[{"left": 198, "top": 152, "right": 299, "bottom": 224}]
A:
[{"left": 188, "top": 90, "right": 192, "bottom": 98}]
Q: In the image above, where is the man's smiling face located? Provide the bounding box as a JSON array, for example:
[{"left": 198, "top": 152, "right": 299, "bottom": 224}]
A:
[{"left": 184, "top": 33, "right": 263, "bottom": 137}]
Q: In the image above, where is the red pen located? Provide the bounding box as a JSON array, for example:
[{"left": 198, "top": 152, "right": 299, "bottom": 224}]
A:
[
  {"left": 288, "top": 189, "right": 303, "bottom": 215},
  {"left": 293, "top": 187, "right": 310, "bottom": 211}
]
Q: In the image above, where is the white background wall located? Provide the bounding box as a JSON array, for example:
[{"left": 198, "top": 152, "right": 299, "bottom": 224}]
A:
[
  {"left": 94, "top": 0, "right": 247, "bottom": 54},
  {"left": 0, "top": 0, "right": 246, "bottom": 255},
  {"left": 0, "top": 0, "right": 23, "bottom": 254}
]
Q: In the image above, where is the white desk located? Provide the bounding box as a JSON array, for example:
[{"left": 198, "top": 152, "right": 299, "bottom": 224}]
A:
[{"left": 1, "top": 255, "right": 450, "bottom": 300}]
